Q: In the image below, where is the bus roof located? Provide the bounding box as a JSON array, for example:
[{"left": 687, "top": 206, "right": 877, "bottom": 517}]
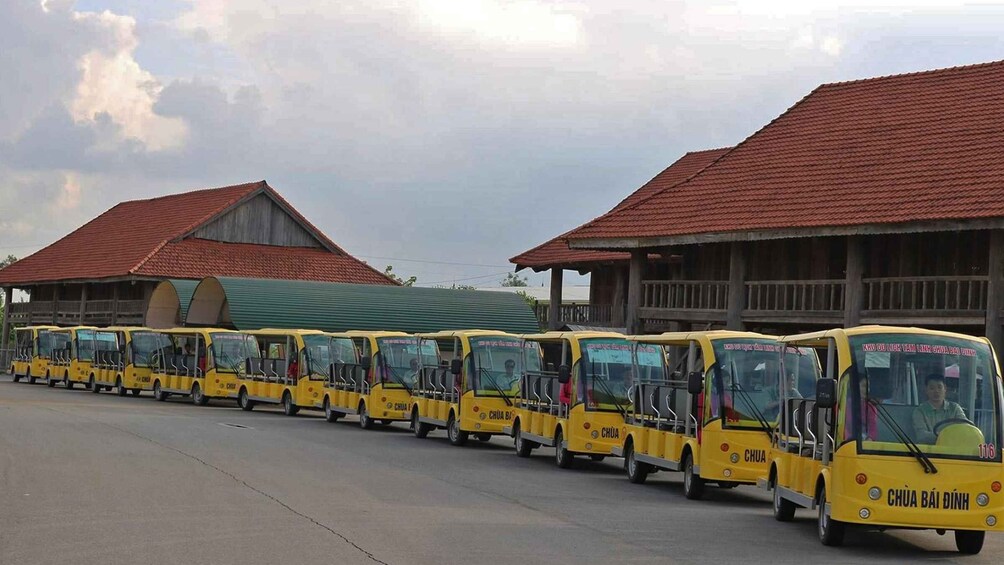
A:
[
  {"left": 249, "top": 328, "right": 326, "bottom": 337},
  {"left": 781, "top": 325, "right": 991, "bottom": 345},
  {"left": 50, "top": 326, "right": 99, "bottom": 333},
  {"left": 521, "top": 330, "right": 627, "bottom": 342},
  {"left": 629, "top": 330, "right": 776, "bottom": 345},
  {"left": 344, "top": 330, "right": 411, "bottom": 339},
  {"left": 156, "top": 327, "right": 238, "bottom": 336},
  {"left": 103, "top": 326, "right": 151, "bottom": 333},
  {"left": 417, "top": 329, "right": 516, "bottom": 340},
  {"left": 15, "top": 325, "right": 58, "bottom": 331}
]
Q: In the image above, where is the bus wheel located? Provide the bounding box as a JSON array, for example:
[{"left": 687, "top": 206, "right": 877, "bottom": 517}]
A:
[
  {"left": 625, "top": 442, "right": 651, "bottom": 484},
  {"left": 476, "top": 433, "right": 492, "bottom": 442},
  {"left": 13, "top": 370, "right": 21, "bottom": 383},
  {"left": 514, "top": 424, "right": 535, "bottom": 457},
  {"left": 447, "top": 414, "right": 468, "bottom": 446},
  {"left": 90, "top": 377, "right": 100, "bottom": 394},
  {"left": 359, "top": 403, "right": 374, "bottom": 429},
  {"left": 116, "top": 378, "right": 127, "bottom": 397},
  {"left": 772, "top": 481, "right": 795, "bottom": 521},
  {"left": 28, "top": 371, "right": 36, "bottom": 384},
  {"left": 412, "top": 411, "right": 432, "bottom": 438},
  {"left": 817, "top": 488, "right": 845, "bottom": 546},
  {"left": 554, "top": 429, "right": 573, "bottom": 469},
  {"left": 682, "top": 453, "right": 704, "bottom": 500},
  {"left": 955, "top": 530, "right": 985, "bottom": 554},
  {"left": 153, "top": 381, "right": 167, "bottom": 402},
  {"left": 324, "top": 398, "right": 341, "bottom": 423},
  {"left": 192, "top": 383, "right": 209, "bottom": 406},
  {"left": 131, "top": 389, "right": 141, "bottom": 396},
  {"left": 282, "top": 392, "right": 299, "bottom": 416},
  {"left": 238, "top": 388, "right": 254, "bottom": 412},
  {"left": 64, "top": 376, "right": 73, "bottom": 390},
  {"left": 46, "top": 373, "right": 55, "bottom": 388}
]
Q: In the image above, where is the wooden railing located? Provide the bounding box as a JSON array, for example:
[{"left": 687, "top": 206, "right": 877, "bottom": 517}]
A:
[
  {"left": 745, "top": 280, "right": 845, "bottom": 312},
  {"left": 864, "top": 276, "right": 988, "bottom": 311},
  {"left": 5, "top": 299, "right": 148, "bottom": 326},
  {"left": 642, "top": 280, "right": 729, "bottom": 311},
  {"left": 534, "top": 304, "right": 615, "bottom": 328}
]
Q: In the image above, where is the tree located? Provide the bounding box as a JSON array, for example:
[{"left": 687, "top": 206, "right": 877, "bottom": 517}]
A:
[
  {"left": 383, "top": 265, "right": 417, "bottom": 286},
  {"left": 1, "top": 255, "right": 16, "bottom": 346},
  {"left": 501, "top": 272, "right": 529, "bottom": 287},
  {"left": 434, "top": 283, "right": 477, "bottom": 290}
]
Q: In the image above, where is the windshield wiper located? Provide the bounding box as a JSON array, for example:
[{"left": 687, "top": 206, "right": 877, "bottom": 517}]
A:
[
  {"left": 384, "top": 365, "right": 413, "bottom": 394},
  {"left": 590, "top": 360, "right": 629, "bottom": 421},
  {"left": 729, "top": 360, "right": 772, "bottom": 438},
  {"left": 871, "top": 400, "right": 938, "bottom": 474},
  {"left": 476, "top": 354, "right": 513, "bottom": 406}
]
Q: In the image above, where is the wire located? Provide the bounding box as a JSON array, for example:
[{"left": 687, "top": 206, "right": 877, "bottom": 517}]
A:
[
  {"left": 356, "top": 255, "right": 512, "bottom": 268},
  {"left": 418, "top": 270, "right": 517, "bottom": 286}
]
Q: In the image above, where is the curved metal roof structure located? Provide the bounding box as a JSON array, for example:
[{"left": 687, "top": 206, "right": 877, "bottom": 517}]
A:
[{"left": 144, "top": 279, "right": 199, "bottom": 328}]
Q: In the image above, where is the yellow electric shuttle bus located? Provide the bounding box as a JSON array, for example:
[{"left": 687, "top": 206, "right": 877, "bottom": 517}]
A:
[
  {"left": 411, "top": 330, "right": 530, "bottom": 446},
  {"left": 10, "top": 325, "right": 58, "bottom": 384},
  {"left": 90, "top": 327, "right": 167, "bottom": 396},
  {"left": 504, "top": 331, "right": 655, "bottom": 468},
  {"left": 236, "top": 329, "right": 334, "bottom": 416},
  {"left": 47, "top": 326, "right": 109, "bottom": 390},
  {"left": 82, "top": 328, "right": 121, "bottom": 393},
  {"left": 765, "top": 326, "right": 1004, "bottom": 553},
  {"left": 613, "top": 331, "right": 790, "bottom": 499},
  {"left": 149, "top": 328, "right": 255, "bottom": 405},
  {"left": 320, "top": 331, "right": 423, "bottom": 429}
]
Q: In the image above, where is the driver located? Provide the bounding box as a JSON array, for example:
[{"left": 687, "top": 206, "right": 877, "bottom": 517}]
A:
[
  {"left": 503, "top": 359, "right": 518, "bottom": 387},
  {"left": 912, "top": 373, "right": 966, "bottom": 443}
]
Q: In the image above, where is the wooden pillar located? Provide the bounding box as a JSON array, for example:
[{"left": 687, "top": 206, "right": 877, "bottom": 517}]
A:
[
  {"left": 986, "top": 231, "right": 1004, "bottom": 353},
  {"left": 52, "top": 285, "right": 60, "bottom": 325},
  {"left": 726, "top": 241, "right": 746, "bottom": 330},
  {"left": 548, "top": 268, "right": 563, "bottom": 330},
  {"left": 79, "top": 283, "right": 88, "bottom": 324},
  {"left": 1, "top": 287, "right": 12, "bottom": 348},
  {"left": 111, "top": 283, "right": 120, "bottom": 325},
  {"left": 611, "top": 266, "right": 627, "bottom": 327},
  {"left": 844, "top": 235, "right": 865, "bottom": 328},
  {"left": 626, "top": 250, "right": 645, "bottom": 334}
]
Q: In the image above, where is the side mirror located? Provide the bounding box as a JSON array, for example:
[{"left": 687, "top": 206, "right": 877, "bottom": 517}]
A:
[
  {"left": 815, "top": 378, "right": 837, "bottom": 409},
  {"left": 360, "top": 356, "right": 372, "bottom": 370},
  {"left": 450, "top": 358, "right": 462, "bottom": 376},
  {"left": 557, "top": 365, "right": 571, "bottom": 384},
  {"left": 687, "top": 371, "right": 703, "bottom": 395}
]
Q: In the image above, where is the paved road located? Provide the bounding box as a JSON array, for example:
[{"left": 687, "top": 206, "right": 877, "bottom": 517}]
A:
[{"left": 0, "top": 375, "right": 1000, "bottom": 565}]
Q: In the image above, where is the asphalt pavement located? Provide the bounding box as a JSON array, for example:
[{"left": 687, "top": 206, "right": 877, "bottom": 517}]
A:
[{"left": 0, "top": 374, "right": 999, "bottom": 565}]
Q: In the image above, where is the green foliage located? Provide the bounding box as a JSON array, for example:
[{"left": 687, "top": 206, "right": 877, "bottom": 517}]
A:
[
  {"left": 1, "top": 255, "right": 17, "bottom": 341},
  {"left": 383, "top": 265, "right": 417, "bottom": 287},
  {"left": 433, "top": 283, "right": 477, "bottom": 290},
  {"left": 501, "top": 272, "right": 529, "bottom": 287}
]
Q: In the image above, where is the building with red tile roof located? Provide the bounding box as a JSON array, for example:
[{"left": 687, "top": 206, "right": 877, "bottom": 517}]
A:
[
  {"left": 515, "top": 61, "right": 1004, "bottom": 350},
  {"left": 0, "top": 180, "right": 394, "bottom": 342}
]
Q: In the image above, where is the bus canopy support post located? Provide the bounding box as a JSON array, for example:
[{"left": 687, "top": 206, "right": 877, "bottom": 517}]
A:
[
  {"left": 844, "top": 236, "right": 865, "bottom": 328},
  {"left": 626, "top": 250, "right": 645, "bottom": 335},
  {"left": 1, "top": 286, "right": 12, "bottom": 350},
  {"left": 726, "top": 241, "right": 746, "bottom": 330},
  {"left": 986, "top": 230, "right": 1004, "bottom": 355},
  {"left": 548, "top": 268, "right": 563, "bottom": 330}
]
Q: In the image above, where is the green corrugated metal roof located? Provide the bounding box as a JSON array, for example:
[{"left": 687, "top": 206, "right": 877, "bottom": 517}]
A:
[
  {"left": 197, "top": 276, "right": 540, "bottom": 334},
  {"left": 170, "top": 279, "right": 199, "bottom": 320}
]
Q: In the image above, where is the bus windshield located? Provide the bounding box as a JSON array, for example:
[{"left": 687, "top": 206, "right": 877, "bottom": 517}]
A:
[
  {"left": 469, "top": 336, "right": 524, "bottom": 396},
  {"left": 211, "top": 333, "right": 259, "bottom": 374},
  {"left": 132, "top": 332, "right": 171, "bottom": 368},
  {"left": 579, "top": 338, "right": 664, "bottom": 412},
  {"left": 44, "top": 332, "right": 70, "bottom": 358},
  {"left": 712, "top": 339, "right": 819, "bottom": 430},
  {"left": 302, "top": 335, "right": 332, "bottom": 376},
  {"left": 330, "top": 337, "right": 358, "bottom": 365},
  {"left": 76, "top": 329, "right": 96, "bottom": 361},
  {"left": 376, "top": 337, "right": 438, "bottom": 388},
  {"left": 847, "top": 333, "right": 1001, "bottom": 462}
]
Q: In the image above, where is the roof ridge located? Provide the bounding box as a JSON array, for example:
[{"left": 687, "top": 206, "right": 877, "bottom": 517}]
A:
[
  {"left": 820, "top": 59, "right": 1004, "bottom": 89},
  {"left": 119, "top": 180, "right": 265, "bottom": 206}
]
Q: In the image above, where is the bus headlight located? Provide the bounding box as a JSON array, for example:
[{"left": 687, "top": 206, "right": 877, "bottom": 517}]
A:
[
  {"left": 859, "top": 508, "right": 871, "bottom": 519},
  {"left": 987, "top": 515, "right": 997, "bottom": 527},
  {"left": 977, "top": 493, "right": 990, "bottom": 507},
  {"left": 730, "top": 453, "right": 739, "bottom": 464},
  {"left": 868, "top": 487, "right": 881, "bottom": 501}
]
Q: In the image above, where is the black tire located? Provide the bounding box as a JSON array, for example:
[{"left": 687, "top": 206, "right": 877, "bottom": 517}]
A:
[
  {"left": 772, "top": 479, "right": 796, "bottom": 522},
  {"left": 359, "top": 403, "right": 374, "bottom": 429},
  {"left": 238, "top": 388, "right": 254, "bottom": 411},
  {"left": 131, "top": 389, "right": 141, "bottom": 396},
  {"left": 555, "top": 429, "right": 573, "bottom": 469},
  {"left": 64, "top": 376, "right": 73, "bottom": 390},
  {"left": 116, "top": 377, "right": 127, "bottom": 397},
  {"left": 817, "top": 488, "right": 845, "bottom": 546},
  {"left": 324, "top": 397, "right": 341, "bottom": 423},
  {"left": 282, "top": 392, "right": 299, "bottom": 416},
  {"left": 412, "top": 410, "right": 432, "bottom": 438},
  {"left": 90, "top": 376, "right": 100, "bottom": 394},
  {"left": 514, "top": 423, "right": 535, "bottom": 457},
  {"left": 447, "top": 414, "right": 469, "bottom": 446},
  {"left": 153, "top": 381, "right": 167, "bottom": 401},
  {"left": 28, "top": 371, "right": 37, "bottom": 384},
  {"left": 192, "top": 383, "right": 209, "bottom": 406},
  {"left": 955, "top": 530, "right": 985, "bottom": 554},
  {"left": 625, "top": 442, "right": 651, "bottom": 484},
  {"left": 682, "top": 452, "right": 704, "bottom": 500},
  {"left": 476, "top": 433, "right": 492, "bottom": 442},
  {"left": 13, "top": 371, "right": 21, "bottom": 383},
  {"left": 46, "top": 373, "right": 55, "bottom": 388}
]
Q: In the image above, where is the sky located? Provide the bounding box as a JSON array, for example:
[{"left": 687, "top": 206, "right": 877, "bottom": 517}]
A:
[{"left": 2, "top": 1, "right": 1004, "bottom": 288}]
